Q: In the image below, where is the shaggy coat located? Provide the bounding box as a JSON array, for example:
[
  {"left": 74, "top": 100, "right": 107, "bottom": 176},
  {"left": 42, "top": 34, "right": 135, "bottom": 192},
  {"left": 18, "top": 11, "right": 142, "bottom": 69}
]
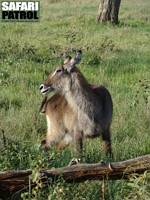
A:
[{"left": 40, "top": 53, "right": 113, "bottom": 156}]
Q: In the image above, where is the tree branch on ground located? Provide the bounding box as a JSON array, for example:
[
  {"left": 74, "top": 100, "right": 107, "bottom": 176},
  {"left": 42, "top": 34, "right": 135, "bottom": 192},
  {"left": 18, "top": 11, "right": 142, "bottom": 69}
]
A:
[{"left": 0, "top": 154, "right": 150, "bottom": 199}]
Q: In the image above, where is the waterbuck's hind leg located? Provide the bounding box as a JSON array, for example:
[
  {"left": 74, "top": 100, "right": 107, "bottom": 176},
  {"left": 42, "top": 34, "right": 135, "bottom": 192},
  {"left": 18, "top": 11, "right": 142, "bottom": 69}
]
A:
[{"left": 101, "top": 129, "right": 112, "bottom": 158}]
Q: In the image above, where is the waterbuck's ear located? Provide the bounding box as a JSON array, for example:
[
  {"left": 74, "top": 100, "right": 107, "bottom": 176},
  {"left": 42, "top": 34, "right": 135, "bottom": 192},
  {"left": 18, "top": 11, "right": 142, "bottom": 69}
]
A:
[
  {"left": 63, "top": 55, "right": 72, "bottom": 65},
  {"left": 66, "top": 50, "right": 82, "bottom": 73}
]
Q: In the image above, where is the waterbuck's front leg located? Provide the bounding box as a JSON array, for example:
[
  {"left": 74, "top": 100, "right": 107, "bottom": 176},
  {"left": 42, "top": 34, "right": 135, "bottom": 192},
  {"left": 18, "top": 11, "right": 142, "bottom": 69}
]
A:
[
  {"left": 56, "top": 134, "right": 73, "bottom": 150},
  {"left": 41, "top": 130, "right": 65, "bottom": 151},
  {"left": 68, "top": 131, "right": 83, "bottom": 166},
  {"left": 74, "top": 131, "right": 83, "bottom": 157}
]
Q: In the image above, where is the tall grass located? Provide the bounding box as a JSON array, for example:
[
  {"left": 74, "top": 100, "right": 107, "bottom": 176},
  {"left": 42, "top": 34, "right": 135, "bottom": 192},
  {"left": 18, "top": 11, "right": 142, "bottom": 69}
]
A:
[{"left": 0, "top": 0, "right": 150, "bottom": 199}]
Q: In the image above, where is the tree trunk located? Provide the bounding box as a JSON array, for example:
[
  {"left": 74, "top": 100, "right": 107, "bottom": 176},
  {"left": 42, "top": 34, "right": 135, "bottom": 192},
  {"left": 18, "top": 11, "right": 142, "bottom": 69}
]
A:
[
  {"left": 111, "top": 0, "right": 121, "bottom": 24},
  {"left": 97, "top": 0, "right": 121, "bottom": 24}
]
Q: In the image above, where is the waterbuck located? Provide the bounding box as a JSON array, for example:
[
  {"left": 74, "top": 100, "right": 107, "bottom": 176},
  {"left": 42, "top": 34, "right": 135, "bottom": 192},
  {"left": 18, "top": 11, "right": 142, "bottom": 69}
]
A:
[{"left": 40, "top": 51, "right": 113, "bottom": 156}]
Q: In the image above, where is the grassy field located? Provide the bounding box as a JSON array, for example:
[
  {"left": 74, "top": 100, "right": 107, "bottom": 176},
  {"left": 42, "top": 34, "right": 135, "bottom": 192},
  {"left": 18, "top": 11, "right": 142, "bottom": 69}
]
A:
[{"left": 0, "top": 0, "right": 150, "bottom": 199}]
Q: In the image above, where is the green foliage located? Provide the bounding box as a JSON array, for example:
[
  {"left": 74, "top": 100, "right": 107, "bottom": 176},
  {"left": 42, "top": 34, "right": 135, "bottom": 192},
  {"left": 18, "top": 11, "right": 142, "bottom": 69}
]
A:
[
  {"left": 0, "top": 0, "right": 150, "bottom": 199},
  {"left": 126, "top": 172, "right": 150, "bottom": 200}
]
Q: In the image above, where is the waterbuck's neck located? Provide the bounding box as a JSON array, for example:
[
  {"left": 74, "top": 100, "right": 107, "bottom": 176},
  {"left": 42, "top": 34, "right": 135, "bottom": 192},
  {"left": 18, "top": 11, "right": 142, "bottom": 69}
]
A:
[{"left": 65, "top": 71, "right": 98, "bottom": 117}]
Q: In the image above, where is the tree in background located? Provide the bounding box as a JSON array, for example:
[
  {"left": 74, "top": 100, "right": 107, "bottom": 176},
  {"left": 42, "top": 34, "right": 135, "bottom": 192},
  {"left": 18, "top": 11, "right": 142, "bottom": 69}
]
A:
[{"left": 97, "top": 0, "right": 121, "bottom": 24}]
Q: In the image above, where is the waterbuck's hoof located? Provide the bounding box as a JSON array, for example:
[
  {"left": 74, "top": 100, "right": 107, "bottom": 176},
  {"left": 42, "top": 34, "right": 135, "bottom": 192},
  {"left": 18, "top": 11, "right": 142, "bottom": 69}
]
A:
[
  {"left": 68, "top": 158, "right": 80, "bottom": 166},
  {"left": 40, "top": 140, "right": 50, "bottom": 151}
]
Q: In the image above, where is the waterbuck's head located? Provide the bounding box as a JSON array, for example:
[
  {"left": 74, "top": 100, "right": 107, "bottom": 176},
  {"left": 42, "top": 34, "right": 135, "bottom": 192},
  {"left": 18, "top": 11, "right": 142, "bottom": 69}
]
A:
[{"left": 40, "top": 50, "right": 82, "bottom": 95}]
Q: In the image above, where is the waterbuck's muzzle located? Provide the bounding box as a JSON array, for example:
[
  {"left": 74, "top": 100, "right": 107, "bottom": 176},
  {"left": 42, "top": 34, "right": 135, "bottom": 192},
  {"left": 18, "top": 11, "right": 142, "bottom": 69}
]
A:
[{"left": 39, "top": 84, "right": 53, "bottom": 95}]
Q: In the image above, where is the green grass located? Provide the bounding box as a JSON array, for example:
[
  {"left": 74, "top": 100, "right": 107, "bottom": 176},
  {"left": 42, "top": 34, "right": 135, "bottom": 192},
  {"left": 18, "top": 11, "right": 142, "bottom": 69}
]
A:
[{"left": 0, "top": 0, "right": 150, "bottom": 199}]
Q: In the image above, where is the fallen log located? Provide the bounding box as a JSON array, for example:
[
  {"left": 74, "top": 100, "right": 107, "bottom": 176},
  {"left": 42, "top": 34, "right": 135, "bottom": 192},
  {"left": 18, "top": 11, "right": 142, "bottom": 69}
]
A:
[{"left": 0, "top": 154, "right": 150, "bottom": 199}]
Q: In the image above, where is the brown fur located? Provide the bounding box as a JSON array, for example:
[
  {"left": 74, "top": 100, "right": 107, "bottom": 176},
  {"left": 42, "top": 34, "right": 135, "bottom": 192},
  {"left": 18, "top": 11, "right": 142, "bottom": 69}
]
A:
[
  {"left": 41, "top": 93, "right": 77, "bottom": 150},
  {"left": 40, "top": 54, "right": 113, "bottom": 156}
]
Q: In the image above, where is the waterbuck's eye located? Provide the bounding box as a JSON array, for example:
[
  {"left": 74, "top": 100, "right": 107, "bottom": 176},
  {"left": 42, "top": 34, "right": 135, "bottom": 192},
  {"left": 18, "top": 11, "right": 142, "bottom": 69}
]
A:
[{"left": 56, "top": 69, "right": 62, "bottom": 73}]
